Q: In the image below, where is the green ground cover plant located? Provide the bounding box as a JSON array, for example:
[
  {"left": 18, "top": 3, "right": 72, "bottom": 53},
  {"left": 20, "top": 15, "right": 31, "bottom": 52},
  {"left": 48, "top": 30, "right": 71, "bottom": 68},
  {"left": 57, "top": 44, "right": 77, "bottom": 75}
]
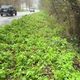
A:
[{"left": 0, "top": 12, "right": 80, "bottom": 80}]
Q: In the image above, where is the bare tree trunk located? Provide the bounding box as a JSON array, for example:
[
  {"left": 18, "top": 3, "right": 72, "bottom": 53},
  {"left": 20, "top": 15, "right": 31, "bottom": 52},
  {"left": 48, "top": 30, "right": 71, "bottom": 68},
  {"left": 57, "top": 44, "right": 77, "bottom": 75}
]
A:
[{"left": 68, "top": 0, "right": 80, "bottom": 42}]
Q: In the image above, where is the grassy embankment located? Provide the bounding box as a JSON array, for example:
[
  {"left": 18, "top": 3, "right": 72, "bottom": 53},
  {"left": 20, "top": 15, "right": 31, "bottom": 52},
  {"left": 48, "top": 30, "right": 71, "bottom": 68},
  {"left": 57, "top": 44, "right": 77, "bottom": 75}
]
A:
[{"left": 0, "top": 12, "right": 80, "bottom": 80}]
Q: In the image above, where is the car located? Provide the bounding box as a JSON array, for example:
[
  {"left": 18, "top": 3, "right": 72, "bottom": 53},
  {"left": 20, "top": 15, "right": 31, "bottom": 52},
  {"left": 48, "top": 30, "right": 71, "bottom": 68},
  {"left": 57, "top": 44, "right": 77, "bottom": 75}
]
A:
[
  {"left": 0, "top": 5, "right": 17, "bottom": 16},
  {"left": 29, "top": 8, "right": 35, "bottom": 12}
]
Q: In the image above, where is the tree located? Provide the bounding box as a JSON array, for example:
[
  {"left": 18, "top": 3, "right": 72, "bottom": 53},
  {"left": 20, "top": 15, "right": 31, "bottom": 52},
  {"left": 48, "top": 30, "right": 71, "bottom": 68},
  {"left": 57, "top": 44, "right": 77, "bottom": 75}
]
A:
[
  {"left": 67, "top": 0, "right": 80, "bottom": 41},
  {"left": 25, "top": 0, "right": 33, "bottom": 9},
  {"left": 0, "top": 0, "right": 21, "bottom": 10},
  {"left": 40, "top": 0, "right": 80, "bottom": 43}
]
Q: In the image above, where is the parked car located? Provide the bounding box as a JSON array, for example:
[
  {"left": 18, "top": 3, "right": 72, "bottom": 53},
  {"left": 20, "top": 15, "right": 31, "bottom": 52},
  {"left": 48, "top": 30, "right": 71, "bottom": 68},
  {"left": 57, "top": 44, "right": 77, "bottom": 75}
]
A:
[
  {"left": 0, "top": 5, "right": 17, "bottom": 16},
  {"left": 29, "top": 8, "right": 35, "bottom": 12}
]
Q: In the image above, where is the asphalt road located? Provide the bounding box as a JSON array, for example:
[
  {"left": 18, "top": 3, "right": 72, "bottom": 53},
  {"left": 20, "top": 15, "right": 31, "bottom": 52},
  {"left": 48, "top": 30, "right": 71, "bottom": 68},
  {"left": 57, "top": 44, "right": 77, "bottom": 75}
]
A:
[{"left": 0, "top": 11, "right": 32, "bottom": 26}]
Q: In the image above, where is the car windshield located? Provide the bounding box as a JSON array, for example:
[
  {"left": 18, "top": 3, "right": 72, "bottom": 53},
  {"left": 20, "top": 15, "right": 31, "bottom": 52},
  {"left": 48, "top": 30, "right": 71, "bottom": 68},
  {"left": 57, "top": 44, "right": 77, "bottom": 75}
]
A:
[{"left": 9, "top": 7, "right": 14, "bottom": 9}]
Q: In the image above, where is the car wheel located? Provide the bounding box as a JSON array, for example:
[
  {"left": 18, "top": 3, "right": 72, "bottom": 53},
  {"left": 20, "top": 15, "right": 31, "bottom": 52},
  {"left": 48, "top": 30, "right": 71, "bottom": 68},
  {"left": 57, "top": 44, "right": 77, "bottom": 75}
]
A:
[
  {"left": 11, "top": 13, "right": 13, "bottom": 16},
  {"left": 15, "top": 12, "right": 17, "bottom": 16},
  {"left": 1, "top": 14, "right": 3, "bottom": 16}
]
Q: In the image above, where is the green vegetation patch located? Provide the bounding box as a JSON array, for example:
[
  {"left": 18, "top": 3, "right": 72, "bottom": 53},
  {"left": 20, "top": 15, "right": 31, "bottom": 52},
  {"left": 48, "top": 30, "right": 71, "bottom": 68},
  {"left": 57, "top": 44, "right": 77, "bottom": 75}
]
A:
[{"left": 0, "top": 12, "right": 80, "bottom": 80}]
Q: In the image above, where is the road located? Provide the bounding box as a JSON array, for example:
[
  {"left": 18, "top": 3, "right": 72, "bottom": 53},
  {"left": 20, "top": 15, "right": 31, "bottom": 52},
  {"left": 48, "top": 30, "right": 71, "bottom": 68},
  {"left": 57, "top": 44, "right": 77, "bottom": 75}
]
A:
[{"left": 0, "top": 11, "right": 32, "bottom": 26}]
